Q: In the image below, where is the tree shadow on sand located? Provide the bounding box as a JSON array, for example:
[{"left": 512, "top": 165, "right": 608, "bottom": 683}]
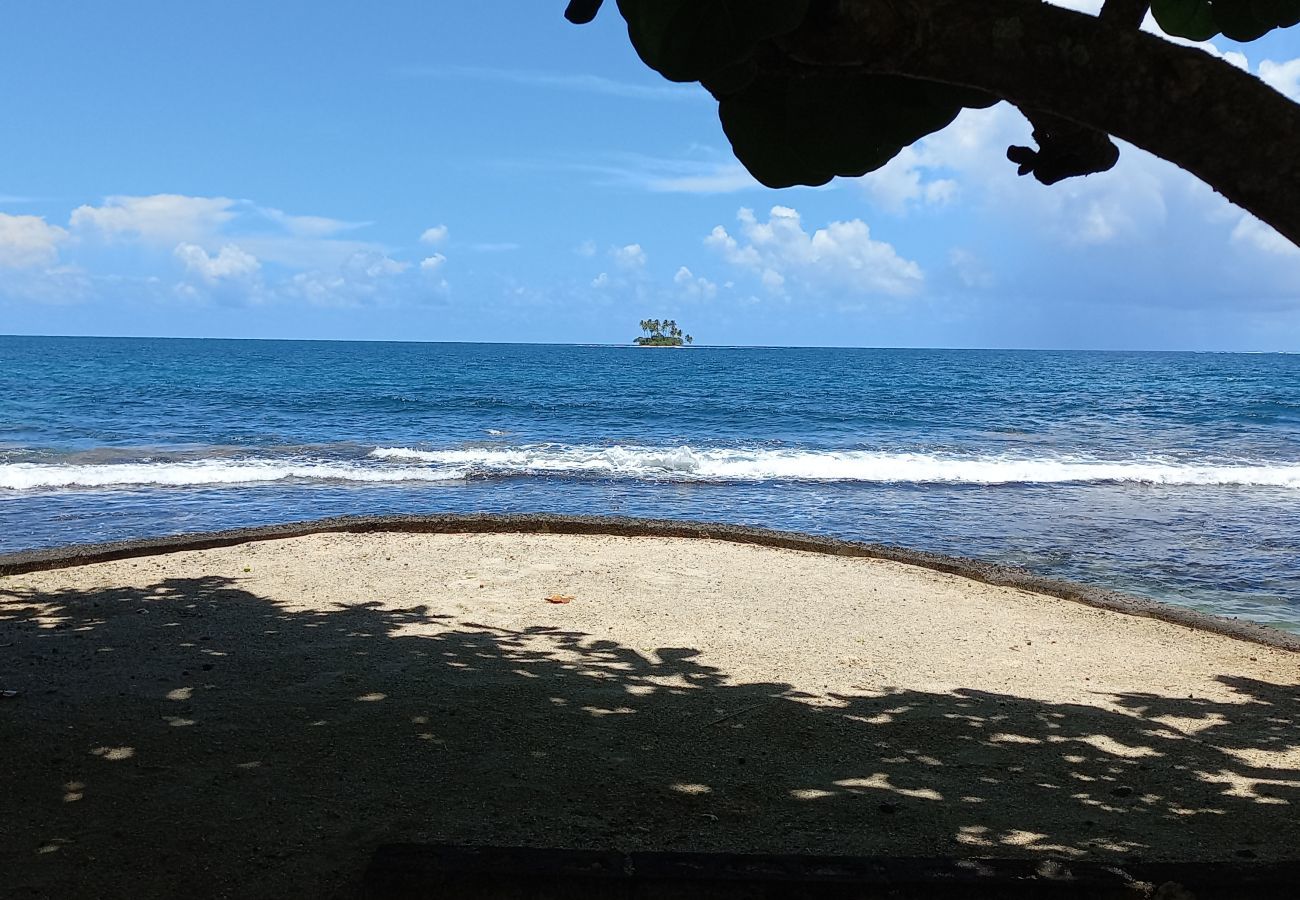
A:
[{"left": 2, "top": 575, "right": 1297, "bottom": 898}]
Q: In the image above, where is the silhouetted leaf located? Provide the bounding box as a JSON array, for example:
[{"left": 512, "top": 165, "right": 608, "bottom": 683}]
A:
[
  {"left": 564, "top": 0, "right": 605, "bottom": 25},
  {"left": 1152, "top": 0, "right": 1217, "bottom": 39},
  {"left": 616, "top": 0, "right": 810, "bottom": 83},
  {"left": 1152, "top": 0, "right": 1300, "bottom": 41},
  {"left": 720, "top": 73, "right": 995, "bottom": 188}
]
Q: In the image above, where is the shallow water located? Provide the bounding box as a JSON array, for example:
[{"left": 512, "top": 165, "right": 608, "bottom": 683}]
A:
[{"left": 2, "top": 336, "right": 1298, "bottom": 629}]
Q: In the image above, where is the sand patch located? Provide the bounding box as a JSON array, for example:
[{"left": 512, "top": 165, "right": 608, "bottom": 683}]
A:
[{"left": 2, "top": 532, "right": 1296, "bottom": 899}]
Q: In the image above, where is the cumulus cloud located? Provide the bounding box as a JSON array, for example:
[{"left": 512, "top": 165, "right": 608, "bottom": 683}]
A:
[
  {"left": 869, "top": 104, "right": 1171, "bottom": 246},
  {"left": 0, "top": 213, "right": 68, "bottom": 268},
  {"left": 706, "top": 206, "right": 923, "bottom": 297},
  {"left": 857, "top": 147, "right": 959, "bottom": 213},
  {"left": 868, "top": 96, "right": 1298, "bottom": 310},
  {"left": 174, "top": 243, "right": 262, "bottom": 282},
  {"left": 612, "top": 243, "right": 647, "bottom": 269},
  {"left": 71, "top": 194, "right": 238, "bottom": 244},
  {"left": 285, "top": 251, "right": 415, "bottom": 308},
  {"left": 347, "top": 252, "right": 409, "bottom": 279},
  {"left": 850, "top": 108, "right": 1004, "bottom": 214},
  {"left": 1231, "top": 216, "right": 1300, "bottom": 257},
  {"left": 948, "top": 248, "right": 994, "bottom": 290},
  {"left": 1260, "top": 58, "right": 1300, "bottom": 101},
  {"left": 420, "top": 224, "right": 449, "bottom": 245},
  {"left": 66, "top": 193, "right": 385, "bottom": 271},
  {"left": 3, "top": 192, "right": 465, "bottom": 309},
  {"left": 418, "top": 253, "right": 450, "bottom": 293},
  {"left": 673, "top": 265, "right": 718, "bottom": 301}
]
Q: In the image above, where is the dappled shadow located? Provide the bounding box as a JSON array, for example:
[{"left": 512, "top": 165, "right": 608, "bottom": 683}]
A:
[{"left": 2, "top": 574, "right": 1298, "bottom": 899}]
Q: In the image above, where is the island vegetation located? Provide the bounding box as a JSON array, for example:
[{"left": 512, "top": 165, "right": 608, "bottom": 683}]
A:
[{"left": 635, "top": 319, "right": 694, "bottom": 346}]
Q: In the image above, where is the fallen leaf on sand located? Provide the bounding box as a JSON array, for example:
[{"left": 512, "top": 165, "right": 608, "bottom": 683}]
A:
[{"left": 545, "top": 594, "right": 574, "bottom": 604}]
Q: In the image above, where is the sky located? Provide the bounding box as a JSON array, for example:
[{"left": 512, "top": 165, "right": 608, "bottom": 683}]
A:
[{"left": 2, "top": 1, "right": 1299, "bottom": 350}]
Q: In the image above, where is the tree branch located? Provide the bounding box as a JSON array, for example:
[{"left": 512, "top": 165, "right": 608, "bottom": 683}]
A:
[
  {"left": 1099, "top": 0, "right": 1150, "bottom": 30},
  {"left": 1008, "top": 111, "right": 1120, "bottom": 184},
  {"left": 778, "top": 0, "right": 1300, "bottom": 246},
  {"left": 1010, "top": 0, "right": 1144, "bottom": 183}
]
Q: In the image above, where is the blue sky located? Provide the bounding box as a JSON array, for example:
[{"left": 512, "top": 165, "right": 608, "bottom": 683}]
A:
[{"left": 2, "top": 1, "right": 1299, "bottom": 350}]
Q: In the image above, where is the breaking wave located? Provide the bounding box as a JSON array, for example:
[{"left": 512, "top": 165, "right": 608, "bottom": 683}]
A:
[
  {"left": 372, "top": 445, "right": 1300, "bottom": 488},
  {"left": 0, "top": 459, "right": 464, "bottom": 491},
  {"left": 3, "top": 444, "right": 1298, "bottom": 492}
]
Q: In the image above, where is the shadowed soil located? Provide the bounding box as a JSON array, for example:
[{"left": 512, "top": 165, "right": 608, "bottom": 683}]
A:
[{"left": 1, "top": 532, "right": 1297, "bottom": 899}]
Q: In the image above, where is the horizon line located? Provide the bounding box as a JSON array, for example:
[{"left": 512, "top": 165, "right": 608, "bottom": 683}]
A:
[{"left": 0, "top": 332, "right": 1295, "bottom": 354}]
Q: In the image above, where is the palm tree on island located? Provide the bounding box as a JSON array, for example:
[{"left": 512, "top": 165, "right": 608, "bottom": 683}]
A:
[{"left": 635, "top": 319, "right": 693, "bottom": 346}]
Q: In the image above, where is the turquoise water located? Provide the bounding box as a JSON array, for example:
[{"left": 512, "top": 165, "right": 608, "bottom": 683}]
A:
[{"left": 2, "top": 335, "right": 1298, "bottom": 629}]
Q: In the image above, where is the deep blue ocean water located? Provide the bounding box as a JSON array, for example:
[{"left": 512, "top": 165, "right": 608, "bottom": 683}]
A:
[{"left": 2, "top": 335, "right": 1298, "bottom": 630}]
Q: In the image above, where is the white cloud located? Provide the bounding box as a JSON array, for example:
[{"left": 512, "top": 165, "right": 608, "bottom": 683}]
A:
[
  {"left": 67, "top": 193, "right": 384, "bottom": 270},
  {"left": 643, "top": 162, "right": 759, "bottom": 194},
  {"left": 578, "top": 153, "right": 761, "bottom": 194},
  {"left": 948, "top": 249, "right": 994, "bottom": 289},
  {"left": 0, "top": 262, "right": 92, "bottom": 305},
  {"left": 230, "top": 234, "right": 382, "bottom": 271},
  {"left": 852, "top": 109, "right": 1002, "bottom": 214},
  {"left": 285, "top": 251, "right": 414, "bottom": 308},
  {"left": 673, "top": 265, "right": 718, "bottom": 300},
  {"left": 875, "top": 98, "right": 1297, "bottom": 308},
  {"left": 1231, "top": 215, "right": 1300, "bottom": 257},
  {"left": 71, "top": 194, "right": 237, "bottom": 244},
  {"left": 174, "top": 243, "right": 262, "bottom": 282},
  {"left": 3, "top": 192, "right": 467, "bottom": 309},
  {"left": 261, "top": 208, "right": 368, "bottom": 238},
  {"left": 418, "top": 253, "right": 449, "bottom": 293},
  {"left": 349, "top": 252, "right": 408, "bottom": 279},
  {"left": 612, "top": 243, "right": 647, "bottom": 269},
  {"left": 858, "top": 149, "right": 960, "bottom": 213},
  {"left": 0, "top": 213, "right": 67, "bottom": 268},
  {"left": 591, "top": 272, "right": 610, "bottom": 289},
  {"left": 1260, "top": 58, "right": 1300, "bottom": 101},
  {"left": 873, "top": 104, "right": 1169, "bottom": 247},
  {"left": 706, "top": 206, "right": 923, "bottom": 297},
  {"left": 420, "top": 224, "right": 449, "bottom": 245}
]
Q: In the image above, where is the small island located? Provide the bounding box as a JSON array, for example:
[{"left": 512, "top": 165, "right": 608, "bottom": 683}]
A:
[{"left": 635, "top": 318, "right": 693, "bottom": 346}]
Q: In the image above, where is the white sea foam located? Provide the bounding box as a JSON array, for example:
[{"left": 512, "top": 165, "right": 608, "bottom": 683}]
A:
[
  {"left": 3, "top": 446, "right": 1298, "bottom": 492},
  {"left": 0, "top": 459, "right": 465, "bottom": 491},
  {"left": 369, "top": 445, "right": 1300, "bottom": 488}
]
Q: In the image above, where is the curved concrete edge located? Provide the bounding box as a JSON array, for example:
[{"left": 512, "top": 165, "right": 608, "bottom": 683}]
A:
[{"left": 1, "top": 513, "right": 1296, "bottom": 653}]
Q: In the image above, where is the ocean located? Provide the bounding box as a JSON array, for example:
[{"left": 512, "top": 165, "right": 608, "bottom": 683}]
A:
[{"left": 2, "top": 335, "right": 1298, "bottom": 630}]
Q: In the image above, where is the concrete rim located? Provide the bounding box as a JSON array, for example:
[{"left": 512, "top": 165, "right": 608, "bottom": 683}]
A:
[{"left": 1, "top": 513, "right": 1296, "bottom": 652}]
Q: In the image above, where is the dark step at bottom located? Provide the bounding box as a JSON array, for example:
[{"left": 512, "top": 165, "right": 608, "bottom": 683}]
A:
[{"left": 363, "top": 844, "right": 1298, "bottom": 899}]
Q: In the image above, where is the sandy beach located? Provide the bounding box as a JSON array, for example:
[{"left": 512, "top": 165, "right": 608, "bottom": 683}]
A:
[{"left": 2, "top": 529, "right": 1297, "bottom": 898}]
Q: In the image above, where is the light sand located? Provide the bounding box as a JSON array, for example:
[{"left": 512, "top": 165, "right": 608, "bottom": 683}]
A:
[{"left": 2, "top": 532, "right": 1297, "bottom": 898}]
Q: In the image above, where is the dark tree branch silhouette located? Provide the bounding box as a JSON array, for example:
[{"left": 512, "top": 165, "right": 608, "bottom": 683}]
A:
[{"left": 566, "top": 0, "right": 1300, "bottom": 246}]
